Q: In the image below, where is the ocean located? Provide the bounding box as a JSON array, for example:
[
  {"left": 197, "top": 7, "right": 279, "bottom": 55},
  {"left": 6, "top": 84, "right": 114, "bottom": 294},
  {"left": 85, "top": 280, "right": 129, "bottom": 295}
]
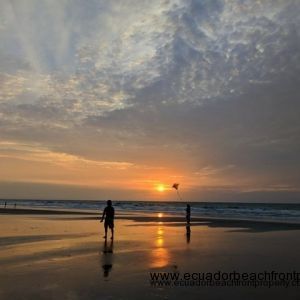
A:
[{"left": 1, "top": 199, "right": 300, "bottom": 223}]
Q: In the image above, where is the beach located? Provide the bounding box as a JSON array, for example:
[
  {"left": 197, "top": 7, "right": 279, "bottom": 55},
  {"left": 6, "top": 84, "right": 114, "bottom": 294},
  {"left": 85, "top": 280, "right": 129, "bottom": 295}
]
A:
[
  {"left": 0, "top": 208, "right": 300, "bottom": 300},
  {"left": 2, "top": 1, "right": 300, "bottom": 300}
]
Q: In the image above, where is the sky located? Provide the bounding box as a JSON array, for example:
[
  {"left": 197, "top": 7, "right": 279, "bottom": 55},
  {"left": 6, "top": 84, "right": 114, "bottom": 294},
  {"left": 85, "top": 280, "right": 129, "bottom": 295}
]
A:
[{"left": 0, "top": 0, "right": 300, "bottom": 202}]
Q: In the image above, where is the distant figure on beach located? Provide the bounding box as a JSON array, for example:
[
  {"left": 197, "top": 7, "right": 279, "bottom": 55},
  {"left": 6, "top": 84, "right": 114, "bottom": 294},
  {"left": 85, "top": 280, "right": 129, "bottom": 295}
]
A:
[
  {"left": 186, "top": 204, "right": 191, "bottom": 224},
  {"left": 4, "top": 201, "right": 7, "bottom": 208},
  {"left": 14, "top": 203, "right": 16, "bottom": 209},
  {"left": 100, "top": 200, "right": 115, "bottom": 240},
  {"left": 186, "top": 204, "right": 191, "bottom": 241}
]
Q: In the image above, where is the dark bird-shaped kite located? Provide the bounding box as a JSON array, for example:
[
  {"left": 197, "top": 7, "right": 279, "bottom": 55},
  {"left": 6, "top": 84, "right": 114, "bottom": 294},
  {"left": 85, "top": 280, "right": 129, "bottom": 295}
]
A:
[
  {"left": 172, "top": 183, "right": 182, "bottom": 200},
  {"left": 172, "top": 183, "right": 179, "bottom": 190}
]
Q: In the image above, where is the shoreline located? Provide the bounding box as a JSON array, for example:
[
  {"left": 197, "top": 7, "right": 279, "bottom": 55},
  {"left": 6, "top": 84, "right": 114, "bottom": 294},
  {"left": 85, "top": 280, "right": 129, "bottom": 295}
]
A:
[
  {"left": 1, "top": 208, "right": 300, "bottom": 231},
  {"left": 0, "top": 208, "right": 96, "bottom": 215}
]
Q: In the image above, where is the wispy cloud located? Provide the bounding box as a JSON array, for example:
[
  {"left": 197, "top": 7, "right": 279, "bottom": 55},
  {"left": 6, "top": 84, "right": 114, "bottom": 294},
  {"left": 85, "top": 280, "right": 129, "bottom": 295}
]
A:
[{"left": 0, "top": 141, "right": 133, "bottom": 170}]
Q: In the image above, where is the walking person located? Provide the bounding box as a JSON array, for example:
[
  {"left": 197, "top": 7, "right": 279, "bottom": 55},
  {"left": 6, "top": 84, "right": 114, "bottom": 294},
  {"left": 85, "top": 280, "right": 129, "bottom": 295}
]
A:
[{"left": 100, "top": 200, "right": 115, "bottom": 240}]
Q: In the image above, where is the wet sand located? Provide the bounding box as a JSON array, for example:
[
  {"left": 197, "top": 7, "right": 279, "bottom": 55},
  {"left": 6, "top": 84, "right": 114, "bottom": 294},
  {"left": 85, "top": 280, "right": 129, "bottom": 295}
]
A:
[
  {"left": 0, "top": 208, "right": 95, "bottom": 215},
  {"left": 0, "top": 209, "right": 300, "bottom": 299}
]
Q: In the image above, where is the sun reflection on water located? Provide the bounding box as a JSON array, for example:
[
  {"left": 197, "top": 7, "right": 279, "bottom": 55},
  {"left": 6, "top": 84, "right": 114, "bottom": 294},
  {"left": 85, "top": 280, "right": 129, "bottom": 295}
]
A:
[{"left": 150, "top": 225, "right": 169, "bottom": 268}]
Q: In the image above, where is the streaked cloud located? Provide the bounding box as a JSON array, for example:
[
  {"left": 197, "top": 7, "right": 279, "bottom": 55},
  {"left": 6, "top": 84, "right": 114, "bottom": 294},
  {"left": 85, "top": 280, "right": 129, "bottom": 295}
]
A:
[{"left": 0, "top": 141, "right": 133, "bottom": 169}]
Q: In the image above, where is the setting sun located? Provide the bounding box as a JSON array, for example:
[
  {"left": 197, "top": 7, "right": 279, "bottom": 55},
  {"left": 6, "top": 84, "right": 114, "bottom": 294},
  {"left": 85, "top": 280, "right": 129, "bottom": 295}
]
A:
[{"left": 156, "top": 184, "right": 166, "bottom": 192}]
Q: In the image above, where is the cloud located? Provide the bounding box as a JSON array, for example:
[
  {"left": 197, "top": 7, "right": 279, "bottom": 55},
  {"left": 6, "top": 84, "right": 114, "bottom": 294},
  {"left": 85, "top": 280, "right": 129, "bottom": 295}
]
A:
[
  {"left": 0, "top": 0, "right": 300, "bottom": 200},
  {"left": 1, "top": 0, "right": 299, "bottom": 116},
  {"left": 0, "top": 141, "right": 133, "bottom": 170}
]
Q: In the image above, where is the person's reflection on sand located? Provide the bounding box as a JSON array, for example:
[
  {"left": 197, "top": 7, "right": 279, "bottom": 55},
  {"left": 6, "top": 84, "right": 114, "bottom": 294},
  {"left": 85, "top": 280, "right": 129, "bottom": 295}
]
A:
[
  {"left": 186, "top": 224, "right": 191, "bottom": 243},
  {"left": 102, "top": 239, "right": 114, "bottom": 278}
]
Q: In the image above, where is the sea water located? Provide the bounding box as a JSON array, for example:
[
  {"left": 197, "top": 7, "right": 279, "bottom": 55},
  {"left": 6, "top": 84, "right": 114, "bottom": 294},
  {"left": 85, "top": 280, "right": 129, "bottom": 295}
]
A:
[{"left": 1, "top": 199, "right": 300, "bottom": 223}]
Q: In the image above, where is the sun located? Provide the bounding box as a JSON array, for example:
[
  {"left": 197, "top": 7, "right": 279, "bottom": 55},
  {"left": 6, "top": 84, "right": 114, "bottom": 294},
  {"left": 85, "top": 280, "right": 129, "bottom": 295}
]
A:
[{"left": 156, "top": 184, "right": 165, "bottom": 192}]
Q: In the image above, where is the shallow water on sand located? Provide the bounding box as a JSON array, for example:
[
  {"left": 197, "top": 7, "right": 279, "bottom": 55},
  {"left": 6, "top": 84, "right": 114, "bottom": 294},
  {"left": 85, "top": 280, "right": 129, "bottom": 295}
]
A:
[{"left": 0, "top": 213, "right": 300, "bottom": 300}]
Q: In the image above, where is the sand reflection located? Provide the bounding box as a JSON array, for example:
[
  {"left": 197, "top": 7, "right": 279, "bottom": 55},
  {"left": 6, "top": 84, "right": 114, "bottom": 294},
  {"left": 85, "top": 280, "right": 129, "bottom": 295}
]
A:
[
  {"left": 101, "top": 239, "right": 114, "bottom": 278},
  {"left": 150, "top": 224, "right": 170, "bottom": 268}
]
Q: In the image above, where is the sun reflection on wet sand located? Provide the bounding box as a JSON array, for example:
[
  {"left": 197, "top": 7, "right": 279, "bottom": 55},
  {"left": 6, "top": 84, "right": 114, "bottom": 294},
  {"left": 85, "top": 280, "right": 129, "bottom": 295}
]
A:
[{"left": 150, "top": 224, "right": 170, "bottom": 268}]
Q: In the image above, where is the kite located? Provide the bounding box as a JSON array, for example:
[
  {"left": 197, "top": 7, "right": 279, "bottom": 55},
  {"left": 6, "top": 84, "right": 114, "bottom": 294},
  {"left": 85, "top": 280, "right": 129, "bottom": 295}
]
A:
[
  {"left": 172, "top": 183, "right": 179, "bottom": 190},
  {"left": 172, "top": 183, "right": 182, "bottom": 201}
]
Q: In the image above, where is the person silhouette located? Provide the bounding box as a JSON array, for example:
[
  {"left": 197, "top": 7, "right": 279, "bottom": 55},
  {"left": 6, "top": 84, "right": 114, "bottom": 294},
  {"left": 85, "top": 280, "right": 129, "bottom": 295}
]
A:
[
  {"left": 102, "top": 238, "right": 114, "bottom": 278},
  {"left": 100, "top": 200, "right": 115, "bottom": 239},
  {"left": 185, "top": 204, "right": 191, "bottom": 243},
  {"left": 186, "top": 204, "right": 191, "bottom": 225}
]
